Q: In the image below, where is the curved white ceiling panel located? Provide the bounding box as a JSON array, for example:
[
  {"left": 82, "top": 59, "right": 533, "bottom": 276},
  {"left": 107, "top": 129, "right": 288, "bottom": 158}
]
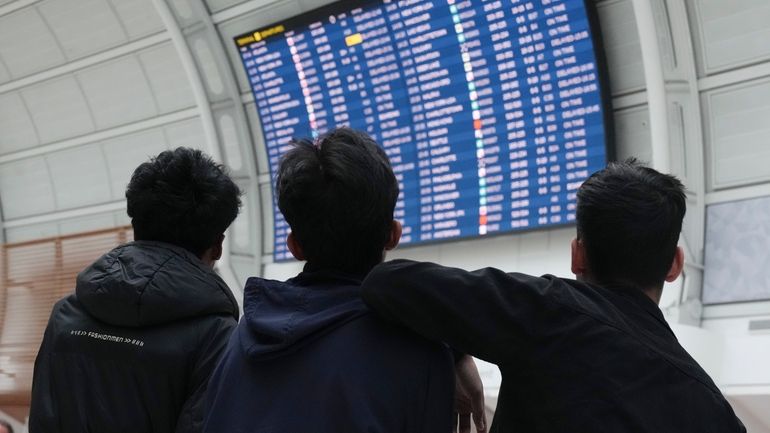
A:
[
  {"left": 0, "top": 92, "right": 39, "bottom": 154},
  {"left": 46, "top": 143, "right": 112, "bottom": 209},
  {"left": 77, "top": 55, "right": 157, "bottom": 129},
  {"left": 163, "top": 117, "right": 206, "bottom": 150},
  {"left": 0, "top": 156, "right": 56, "bottom": 219},
  {"left": 138, "top": 42, "right": 196, "bottom": 113},
  {"left": 0, "top": 8, "right": 66, "bottom": 79},
  {"left": 109, "top": 0, "right": 165, "bottom": 40},
  {"left": 690, "top": 0, "right": 770, "bottom": 75},
  {"left": 169, "top": 0, "right": 196, "bottom": 26},
  {"left": 21, "top": 75, "right": 95, "bottom": 143},
  {"left": 204, "top": 0, "right": 247, "bottom": 14},
  {"left": 102, "top": 128, "right": 168, "bottom": 200},
  {"left": 0, "top": 55, "right": 11, "bottom": 84},
  {"left": 38, "top": 0, "right": 126, "bottom": 60}
]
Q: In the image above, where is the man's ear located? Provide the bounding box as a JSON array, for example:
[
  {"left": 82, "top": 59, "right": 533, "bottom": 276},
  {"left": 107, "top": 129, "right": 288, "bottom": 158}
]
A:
[
  {"left": 665, "top": 246, "right": 685, "bottom": 282},
  {"left": 212, "top": 233, "right": 224, "bottom": 261},
  {"left": 385, "top": 220, "right": 402, "bottom": 251},
  {"left": 287, "top": 232, "right": 306, "bottom": 261},
  {"left": 571, "top": 238, "right": 588, "bottom": 277},
  {"left": 200, "top": 233, "right": 224, "bottom": 268}
]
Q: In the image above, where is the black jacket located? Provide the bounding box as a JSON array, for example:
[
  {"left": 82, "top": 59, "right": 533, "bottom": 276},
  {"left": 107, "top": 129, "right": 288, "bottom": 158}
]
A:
[
  {"left": 204, "top": 269, "right": 454, "bottom": 433},
  {"left": 362, "top": 260, "right": 746, "bottom": 433},
  {"left": 29, "top": 241, "right": 239, "bottom": 433}
]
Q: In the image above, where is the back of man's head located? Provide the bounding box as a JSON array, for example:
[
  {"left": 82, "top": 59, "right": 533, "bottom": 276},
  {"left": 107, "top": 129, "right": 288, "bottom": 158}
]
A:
[
  {"left": 126, "top": 147, "right": 241, "bottom": 257},
  {"left": 576, "top": 158, "right": 686, "bottom": 289},
  {"left": 276, "top": 127, "right": 399, "bottom": 275}
]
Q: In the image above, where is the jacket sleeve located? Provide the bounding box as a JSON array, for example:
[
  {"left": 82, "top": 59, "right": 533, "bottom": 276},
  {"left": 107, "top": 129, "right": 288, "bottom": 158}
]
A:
[
  {"left": 175, "top": 316, "right": 237, "bottom": 433},
  {"left": 28, "top": 302, "right": 62, "bottom": 433},
  {"left": 361, "top": 259, "right": 564, "bottom": 365}
]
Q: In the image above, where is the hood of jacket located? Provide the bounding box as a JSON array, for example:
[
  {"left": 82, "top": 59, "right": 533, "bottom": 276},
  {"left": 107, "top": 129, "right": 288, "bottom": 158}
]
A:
[
  {"left": 239, "top": 269, "right": 369, "bottom": 360},
  {"left": 76, "top": 240, "right": 239, "bottom": 327}
]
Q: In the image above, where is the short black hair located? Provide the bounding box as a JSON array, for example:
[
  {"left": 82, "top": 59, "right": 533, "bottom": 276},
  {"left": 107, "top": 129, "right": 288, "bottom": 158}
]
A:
[
  {"left": 126, "top": 147, "right": 241, "bottom": 257},
  {"left": 576, "top": 158, "right": 686, "bottom": 289},
  {"left": 276, "top": 128, "right": 399, "bottom": 275}
]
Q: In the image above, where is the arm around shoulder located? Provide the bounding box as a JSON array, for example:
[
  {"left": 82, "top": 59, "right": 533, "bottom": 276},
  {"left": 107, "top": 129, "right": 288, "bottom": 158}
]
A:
[{"left": 362, "top": 259, "right": 561, "bottom": 364}]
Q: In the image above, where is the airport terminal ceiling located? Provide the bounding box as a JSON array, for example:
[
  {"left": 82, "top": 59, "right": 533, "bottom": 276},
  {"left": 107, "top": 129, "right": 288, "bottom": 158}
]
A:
[{"left": 0, "top": 0, "right": 769, "bottom": 429}]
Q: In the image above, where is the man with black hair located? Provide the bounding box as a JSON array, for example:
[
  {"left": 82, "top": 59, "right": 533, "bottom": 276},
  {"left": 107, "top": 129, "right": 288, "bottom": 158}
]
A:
[
  {"left": 362, "top": 159, "right": 746, "bottom": 432},
  {"left": 29, "top": 147, "right": 241, "bottom": 433},
  {"left": 204, "top": 128, "right": 481, "bottom": 433}
]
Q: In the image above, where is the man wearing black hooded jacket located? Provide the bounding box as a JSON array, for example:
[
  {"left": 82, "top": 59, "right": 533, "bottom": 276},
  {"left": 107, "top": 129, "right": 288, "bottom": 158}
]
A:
[
  {"left": 29, "top": 147, "right": 242, "bottom": 433},
  {"left": 362, "top": 160, "right": 745, "bottom": 433}
]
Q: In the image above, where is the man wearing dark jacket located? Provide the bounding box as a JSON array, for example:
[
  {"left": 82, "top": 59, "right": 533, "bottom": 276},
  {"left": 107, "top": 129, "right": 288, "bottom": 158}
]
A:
[
  {"left": 204, "top": 128, "right": 461, "bottom": 433},
  {"left": 29, "top": 147, "right": 242, "bottom": 433},
  {"left": 362, "top": 160, "right": 746, "bottom": 433}
]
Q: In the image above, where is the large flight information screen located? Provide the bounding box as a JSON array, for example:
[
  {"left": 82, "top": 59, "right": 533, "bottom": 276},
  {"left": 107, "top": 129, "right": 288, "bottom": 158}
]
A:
[{"left": 236, "top": 0, "right": 611, "bottom": 261}]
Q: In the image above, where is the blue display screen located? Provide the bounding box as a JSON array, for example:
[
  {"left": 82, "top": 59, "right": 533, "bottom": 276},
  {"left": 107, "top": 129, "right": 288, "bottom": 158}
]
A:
[{"left": 236, "top": 0, "right": 611, "bottom": 261}]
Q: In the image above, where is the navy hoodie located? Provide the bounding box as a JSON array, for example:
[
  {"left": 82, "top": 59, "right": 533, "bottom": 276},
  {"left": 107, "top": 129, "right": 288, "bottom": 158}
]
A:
[{"left": 203, "top": 269, "right": 454, "bottom": 433}]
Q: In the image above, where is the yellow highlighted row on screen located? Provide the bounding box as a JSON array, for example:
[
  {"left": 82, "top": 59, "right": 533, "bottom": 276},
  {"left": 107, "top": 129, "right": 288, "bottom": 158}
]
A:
[
  {"left": 236, "top": 24, "right": 286, "bottom": 46},
  {"left": 237, "top": 28, "right": 363, "bottom": 47}
]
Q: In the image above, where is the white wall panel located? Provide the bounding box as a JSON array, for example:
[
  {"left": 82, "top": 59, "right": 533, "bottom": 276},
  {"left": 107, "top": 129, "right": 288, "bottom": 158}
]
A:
[
  {"left": 102, "top": 128, "right": 168, "bottom": 200},
  {"left": 229, "top": 179, "right": 254, "bottom": 256},
  {"left": 58, "top": 212, "right": 116, "bottom": 235},
  {"left": 114, "top": 208, "right": 131, "bottom": 226},
  {"left": 245, "top": 101, "right": 269, "bottom": 175},
  {"left": 0, "top": 8, "right": 66, "bottom": 78},
  {"left": 138, "top": 43, "right": 196, "bottom": 113},
  {"left": 0, "top": 92, "right": 39, "bottom": 154},
  {"left": 262, "top": 260, "right": 303, "bottom": 281},
  {"left": 38, "top": 0, "right": 126, "bottom": 60},
  {"left": 703, "top": 196, "right": 770, "bottom": 304},
  {"left": 613, "top": 105, "right": 652, "bottom": 163},
  {"left": 163, "top": 117, "right": 206, "bottom": 150},
  {"left": 215, "top": 108, "right": 245, "bottom": 173},
  {"left": 0, "top": 157, "right": 56, "bottom": 219},
  {"left": 21, "top": 75, "right": 95, "bottom": 144},
  {"left": 4, "top": 222, "right": 58, "bottom": 243},
  {"left": 4, "top": 211, "right": 123, "bottom": 243},
  {"left": 703, "top": 78, "right": 770, "bottom": 190},
  {"left": 108, "top": 0, "right": 165, "bottom": 39},
  {"left": 596, "top": 0, "right": 645, "bottom": 95},
  {"left": 46, "top": 144, "right": 112, "bottom": 209},
  {"left": 689, "top": 0, "right": 770, "bottom": 75},
  {"left": 264, "top": 226, "right": 574, "bottom": 286},
  {"left": 77, "top": 56, "right": 158, "bottom": 129},
  {"left": 259, "top": 181, "right": 274, "bottom": 254},
  {"left": 230, "top": 254, "right": 257, "bottom": 290}
]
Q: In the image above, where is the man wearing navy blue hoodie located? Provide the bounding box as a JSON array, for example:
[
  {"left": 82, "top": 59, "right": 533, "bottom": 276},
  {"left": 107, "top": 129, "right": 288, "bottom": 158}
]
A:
[{"left": 204, "top": 128, "right": 478, "bottom": 433}]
